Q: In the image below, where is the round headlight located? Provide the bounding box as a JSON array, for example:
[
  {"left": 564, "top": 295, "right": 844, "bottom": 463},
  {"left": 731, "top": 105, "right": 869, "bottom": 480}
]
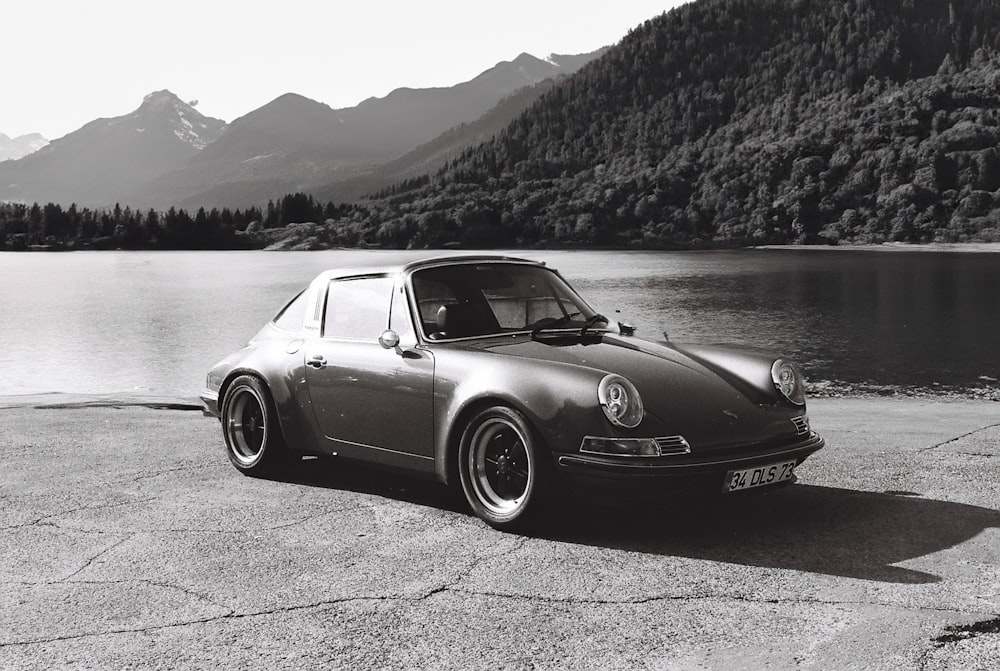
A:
[
  {"left": 598, "top": 374, "right": 644, "bottom": 428},
  {"left": 771, "top": 359, "right": 805, "bottom": 405}
]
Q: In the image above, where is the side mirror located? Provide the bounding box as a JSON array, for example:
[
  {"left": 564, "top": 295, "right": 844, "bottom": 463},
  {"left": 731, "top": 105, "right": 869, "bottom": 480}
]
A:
[
  {"left": 378, "top": 329, "right": 401, "bottom": 350},
  {"left": 618, "top": 321, "right": 636, "bottom": 336}
]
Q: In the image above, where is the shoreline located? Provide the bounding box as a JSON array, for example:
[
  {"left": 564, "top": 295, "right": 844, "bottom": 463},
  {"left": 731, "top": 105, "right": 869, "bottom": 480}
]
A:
[
  {"left": 4, "top": 241, "right": 1000, "bottom": 254},
  {"left": 1, "top": 382, "right": 997, "bottom": 412},
  {"left": 0, "top": 392, "right": 204, "bottom": 411},
  {"left": 755, "top": 241, "right": 1000, "bottom": 253},
  {"left": 806, "top": 380, "right": 1000, "bottom": 402}
]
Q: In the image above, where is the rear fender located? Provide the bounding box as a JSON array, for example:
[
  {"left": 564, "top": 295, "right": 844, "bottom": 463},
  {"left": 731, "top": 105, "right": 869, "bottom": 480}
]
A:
[{"left": 216, "top": 341, "right": 317, "bottom": 453}]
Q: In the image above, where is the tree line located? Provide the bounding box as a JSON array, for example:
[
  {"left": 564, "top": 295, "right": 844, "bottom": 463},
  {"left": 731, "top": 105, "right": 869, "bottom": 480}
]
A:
[{"left": 0, "top": 194, "right": 356, "bottom": 250}]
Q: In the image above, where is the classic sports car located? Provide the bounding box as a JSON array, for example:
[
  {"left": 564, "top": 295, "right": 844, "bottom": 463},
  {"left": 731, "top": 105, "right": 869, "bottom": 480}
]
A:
[{"left": 202, "top": 254, "right": 824, "bottom": 530}]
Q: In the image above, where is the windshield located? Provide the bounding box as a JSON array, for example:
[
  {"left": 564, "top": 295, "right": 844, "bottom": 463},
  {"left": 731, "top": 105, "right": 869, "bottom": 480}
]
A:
[{"left": 410, "top": 262, "right": 604, "bottom": 340}]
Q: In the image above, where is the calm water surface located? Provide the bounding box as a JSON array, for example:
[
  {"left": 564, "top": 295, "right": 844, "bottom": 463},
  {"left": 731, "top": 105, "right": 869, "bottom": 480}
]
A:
[{"left": 1, "top": 249, "right": 997, "bottom": 400}]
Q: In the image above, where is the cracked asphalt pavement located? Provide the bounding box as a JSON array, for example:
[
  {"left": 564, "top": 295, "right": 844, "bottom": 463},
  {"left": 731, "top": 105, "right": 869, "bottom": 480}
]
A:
[{"left": 1, "top": 398, "right": 998, "bottom": 669}]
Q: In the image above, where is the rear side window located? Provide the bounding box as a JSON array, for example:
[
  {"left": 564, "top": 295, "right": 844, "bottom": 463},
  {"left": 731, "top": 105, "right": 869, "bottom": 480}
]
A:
[
  {"left": 324, "top": 276, "right": 394, "bottom": 340},
  {"left": 273, "top": 290, "right": 308, "bottom": 331}
]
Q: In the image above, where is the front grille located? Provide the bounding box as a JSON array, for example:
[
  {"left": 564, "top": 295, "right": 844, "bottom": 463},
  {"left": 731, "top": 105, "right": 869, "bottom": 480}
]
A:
[
  {"left": 791, "top": 416, "right": 810, "bottom": 436},
  {"left": 655, "top": 435, "right": 692, "bottom": 456}
]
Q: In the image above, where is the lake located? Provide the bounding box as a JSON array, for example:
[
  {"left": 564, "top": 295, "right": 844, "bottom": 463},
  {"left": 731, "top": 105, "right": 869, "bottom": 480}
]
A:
[{"left": 1, "top": 248, "right": 997, "bottom": 401}]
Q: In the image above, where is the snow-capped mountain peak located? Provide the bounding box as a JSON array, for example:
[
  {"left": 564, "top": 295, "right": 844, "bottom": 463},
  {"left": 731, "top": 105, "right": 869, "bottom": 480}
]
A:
[
  {"left": 0, "top": 132, "right": 48, "bottom": 161},
  {"left": 128, "top": 89, "right": 222, "bottom": 150}
]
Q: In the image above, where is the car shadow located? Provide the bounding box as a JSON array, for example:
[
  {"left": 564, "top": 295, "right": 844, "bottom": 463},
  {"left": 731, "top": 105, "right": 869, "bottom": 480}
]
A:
[
  {"left": 275, "top": 456, "right": 468, "bottom": 514},
  {"left": 539, "top": 484, "right": 1000, "bottom": 584},
  {"left": 275, "top": 458, "right": 999, "bottom": 584}
]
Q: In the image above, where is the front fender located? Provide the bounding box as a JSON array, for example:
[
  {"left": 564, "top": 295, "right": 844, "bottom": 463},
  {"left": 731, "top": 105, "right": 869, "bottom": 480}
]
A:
[{"left": 430, "top": 348, "right": 674, "bottom": 484}]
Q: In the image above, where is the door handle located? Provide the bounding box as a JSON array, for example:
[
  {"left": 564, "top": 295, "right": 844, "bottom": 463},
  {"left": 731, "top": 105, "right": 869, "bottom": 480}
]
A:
[{"left": 306, "top": 354, "right": 327, "bottom": 369}]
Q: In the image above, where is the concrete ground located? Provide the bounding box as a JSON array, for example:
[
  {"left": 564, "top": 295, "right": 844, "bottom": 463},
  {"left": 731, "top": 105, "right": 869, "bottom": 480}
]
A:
[{"left": 0, "top": 397, "right": 998, "bottom": 670}]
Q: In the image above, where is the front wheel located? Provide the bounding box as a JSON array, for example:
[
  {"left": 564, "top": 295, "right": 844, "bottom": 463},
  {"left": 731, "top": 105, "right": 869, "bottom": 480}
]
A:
[
  {"left": 458, "top": 405, "right": 550, "bottom": 531},
  {"left": 221, "top": 375, "right": 293, "bottom": 476}
]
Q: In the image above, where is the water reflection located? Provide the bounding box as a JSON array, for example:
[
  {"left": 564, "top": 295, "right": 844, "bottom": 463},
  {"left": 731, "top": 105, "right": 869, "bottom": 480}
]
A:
[
  {"left": 562, "top": 250, "right": 1000, "bottom": 388},
  {"left": 0, "top": 249, "right": 997, "bottom": 398}
]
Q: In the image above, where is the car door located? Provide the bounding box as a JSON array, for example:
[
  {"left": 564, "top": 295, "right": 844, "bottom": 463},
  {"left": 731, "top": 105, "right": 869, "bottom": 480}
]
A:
[{"left": 304, "top": 274, "right": 435, "bottom": 471}]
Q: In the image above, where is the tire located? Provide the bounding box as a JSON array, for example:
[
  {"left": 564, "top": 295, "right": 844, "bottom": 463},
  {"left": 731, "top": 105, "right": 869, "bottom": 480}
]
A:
[
  {"left": 458, "top": 405, "right": 551, "bottom": 531},
  {"left": 221, "top": 375, "right": 293, "bottom": 476}
]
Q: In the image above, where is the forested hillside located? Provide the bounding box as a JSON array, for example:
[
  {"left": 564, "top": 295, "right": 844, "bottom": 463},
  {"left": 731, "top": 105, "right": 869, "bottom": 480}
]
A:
[{"left": 356, "top": 0, "right": 1000, "bottom": 248}]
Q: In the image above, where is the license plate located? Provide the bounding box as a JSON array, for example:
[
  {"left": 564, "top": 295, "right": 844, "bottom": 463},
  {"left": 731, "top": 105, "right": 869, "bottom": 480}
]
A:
[{"left": 724, "top": 460, "right": 796, "bottom": 493}]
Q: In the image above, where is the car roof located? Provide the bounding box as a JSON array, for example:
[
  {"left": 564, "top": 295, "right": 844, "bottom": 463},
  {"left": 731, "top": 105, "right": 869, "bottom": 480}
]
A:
[{"left": 318, "top": 253, "right": 547, "bottom": 281}]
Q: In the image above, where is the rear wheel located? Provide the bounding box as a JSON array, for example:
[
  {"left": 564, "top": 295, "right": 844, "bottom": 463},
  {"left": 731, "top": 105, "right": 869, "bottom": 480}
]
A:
[
  {"left": 458, "top": 405, "right": 550, "bottom": 531},
  {"left": 221, "top": 375, "right": 293, "bottom": 476}
]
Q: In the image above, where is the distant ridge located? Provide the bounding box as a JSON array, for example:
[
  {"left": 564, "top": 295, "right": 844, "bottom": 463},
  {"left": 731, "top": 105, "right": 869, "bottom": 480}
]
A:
[
  {"left": 311, "top": 78, "right": 570, "bottom": 204},
  {"left": 0, "top": 91, "right": 224, "bottom": 207},
  {"left": 0, "top": 49, "right": 606, "bottom": 210},
  {"left": 312, "top": 49, "right": 610, "bottom": 203},
  {"left": 134, "top": 49, "right": 607, "bottom": 209}
]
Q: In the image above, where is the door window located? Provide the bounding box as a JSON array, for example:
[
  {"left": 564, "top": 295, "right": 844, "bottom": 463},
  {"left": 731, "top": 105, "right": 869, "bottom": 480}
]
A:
[{"left": 323, "top": 276, "right": 394, "bottom": 340}]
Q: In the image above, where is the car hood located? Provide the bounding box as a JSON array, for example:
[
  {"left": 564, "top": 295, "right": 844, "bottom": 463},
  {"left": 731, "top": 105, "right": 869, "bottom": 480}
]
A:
[{"left": 465, "top": 333, "right": 798, "bottom": 447}]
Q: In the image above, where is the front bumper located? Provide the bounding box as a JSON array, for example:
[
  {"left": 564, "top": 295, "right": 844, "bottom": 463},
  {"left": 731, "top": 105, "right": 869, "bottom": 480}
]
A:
[{"left": 555, "top": 431, "right": 825, "bottom": 503}]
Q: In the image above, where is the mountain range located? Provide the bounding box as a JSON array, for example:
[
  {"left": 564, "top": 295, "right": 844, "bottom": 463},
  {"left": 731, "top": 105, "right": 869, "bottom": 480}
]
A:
[
  {"left": 0, "top": 51, "right": 605, "bottom": 209},
  {"left": 0, "top": 133, "right": 48, "bottom": 162}
]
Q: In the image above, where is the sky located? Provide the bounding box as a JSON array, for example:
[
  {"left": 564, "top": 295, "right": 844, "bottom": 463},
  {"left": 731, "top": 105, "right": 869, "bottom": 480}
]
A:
[{"left": 3, "top": 1, "right": 689, "bottom": 141}]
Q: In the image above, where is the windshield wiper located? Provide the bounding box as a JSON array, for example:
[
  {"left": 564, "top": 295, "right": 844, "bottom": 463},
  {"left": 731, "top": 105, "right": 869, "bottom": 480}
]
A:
[
  {"left": 530, "top": 311, "right": 609, "bottom": 338},
  {"left": 580, "top": 313, "right": 609, "bottom": 336},
  {"left": 531, "top": 311, "right": 581, "bottom": 337}
]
